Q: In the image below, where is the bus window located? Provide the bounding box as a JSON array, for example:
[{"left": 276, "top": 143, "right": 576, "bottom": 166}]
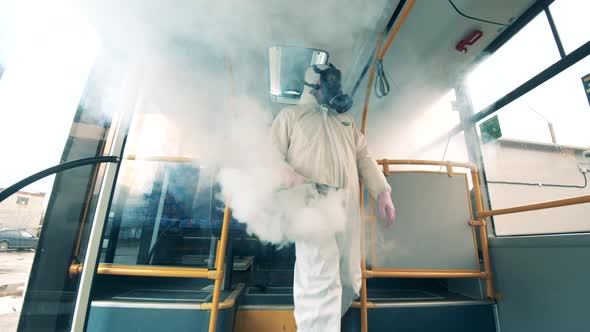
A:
[
  {"left": 101, "top": 161, "right": 231, "bottom": 268},
  {"left": 467, "top": 12, "right": 560, "bottom": 114},
  {"left": 549, "top": 0, "right": 590, "bottom": 55},
  {"left": 470, "top": 56, "right": 590, "bottom": 236}
]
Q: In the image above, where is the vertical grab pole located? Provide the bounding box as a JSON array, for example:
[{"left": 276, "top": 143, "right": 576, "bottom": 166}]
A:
[
  {"left": 359, "top": 182, "right": 369, "bottom": 332},
  {"left": 208, "top": 202, "right": 232, "bottom": 332},
  {"left": 376, "top": 0, "right": 417, "bottom": 61},
  {"left": 208, "top": 51, "right": 235, "bottom": 332},
  {"left": 471, "top": 167, "right": 496, "bottom": 299},
  {"left": 370, "top": 198, "right": 376, "bottom": 269},
  {"left": 359, "top": 33, "right": 383, "bottom": 332}
]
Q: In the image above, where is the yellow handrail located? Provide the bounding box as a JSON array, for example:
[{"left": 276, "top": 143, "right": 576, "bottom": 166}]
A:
[
  {"left": 200, "top": 283, "right": 244, "bottom": 310},
  {"left": 126, "top": 155, "right": 196, "bottom": 163},
  {"left": 471, "top": 167, "right": 495, "bottom": 298},
  {"left": 359, "top": 181, "right": 369, "bottom": 332},
  {"left": 376, "top": 159, "right": 476, "bottom": 170},
  {"left": 364, "top": 269, "right": 485, "bottom": 279},
  {"left": 480, "top": 194, "right": 590, "bottom": 218},
  {"left": 358, "top": 1, "right": 417, "bottom": 330},
  {"left": 69, "top": 264, "right": 216, "bottom": 279},
  {"left": 208, "top": 202, "right": 232, "bottom": 332},
  {"left": 376, "top": 0, "right": 417, "bottom": 61}
]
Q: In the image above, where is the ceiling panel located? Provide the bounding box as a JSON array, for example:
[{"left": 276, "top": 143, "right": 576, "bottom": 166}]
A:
[{"left": 359, "top": 0, "right": 538, "bottom": 155}]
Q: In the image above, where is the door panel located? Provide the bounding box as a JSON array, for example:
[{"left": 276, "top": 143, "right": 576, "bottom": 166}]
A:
[
  {"left": 17, "top": 64, "right": 135, "bottom": 332},
  {"left": 490, "top": 234, "right": 590, "bottom": 332}
]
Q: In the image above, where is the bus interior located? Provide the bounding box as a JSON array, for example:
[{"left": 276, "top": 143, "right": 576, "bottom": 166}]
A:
[{"left": 0, "top": 0, "right": 589, "bottom": 331}]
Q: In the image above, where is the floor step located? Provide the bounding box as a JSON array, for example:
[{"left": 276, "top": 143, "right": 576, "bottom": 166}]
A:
[{"left": 342, "top": 300, "right": 496, "bottom": 332}]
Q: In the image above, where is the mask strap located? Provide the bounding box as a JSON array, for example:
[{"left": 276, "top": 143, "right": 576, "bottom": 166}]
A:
[{"left": 304, "top": 82, "right": 320, "bottom": 90}]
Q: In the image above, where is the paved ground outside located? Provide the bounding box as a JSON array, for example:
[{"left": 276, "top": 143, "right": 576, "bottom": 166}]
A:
[{"left": 0, "top": 251, "right": 34, "bottom": 332}]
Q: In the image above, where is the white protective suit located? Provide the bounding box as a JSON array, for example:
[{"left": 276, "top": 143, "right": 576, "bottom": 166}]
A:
[{"left": 271, "top": 82, "right": 391, "bottom": 331}]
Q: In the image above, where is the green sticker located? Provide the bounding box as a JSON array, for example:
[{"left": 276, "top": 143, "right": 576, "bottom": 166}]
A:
[
  {"left": 342, "top": 121, "right": 351, "bottom": 126},
  {"left": 479, "top": 115, "right": 502, "bottom": 144}
]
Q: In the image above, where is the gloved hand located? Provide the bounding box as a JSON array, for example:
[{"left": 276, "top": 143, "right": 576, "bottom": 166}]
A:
[
  {"left": 281, "top": 169, "right": 306, "bottom": 188},
  {"left": 378, "top": 191, "right": 396, "bottom": 227}
]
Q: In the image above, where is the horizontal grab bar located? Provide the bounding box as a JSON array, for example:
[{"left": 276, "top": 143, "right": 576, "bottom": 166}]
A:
[
  {"left": 480, "top": 194, "right": 590, "bottom": 217},
  {"left": 69, "top": 263, "right": 222, "bottom": 279},
  {"left": 125, "top": 155, "right": 195, "bottom": 163},
  {"left": 363, "top": 269, "right": 485, "bottom": 279}
]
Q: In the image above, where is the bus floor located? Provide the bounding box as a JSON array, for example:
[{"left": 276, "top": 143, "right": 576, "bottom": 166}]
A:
[
  {"left": 85, "top": 271, "right": 496, "bottom": 332},
  {"left": 234, "top": 270, "right": 496, "bottom": 332}
]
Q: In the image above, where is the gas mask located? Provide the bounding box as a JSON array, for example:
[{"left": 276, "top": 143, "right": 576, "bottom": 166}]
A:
[{"left": 304, "top": 64, "right": 353, "bottom": 113}]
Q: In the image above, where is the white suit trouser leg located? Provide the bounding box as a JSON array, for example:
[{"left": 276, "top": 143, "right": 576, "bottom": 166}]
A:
[{"left": 293, "top": 220, "right": 362, "bottom": 332}]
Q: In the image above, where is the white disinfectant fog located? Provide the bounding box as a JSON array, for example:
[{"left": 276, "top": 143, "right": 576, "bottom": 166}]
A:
[
  {"left": 133, "top": 60, "right": 349, "bottom": 244},
  {"left": 0, "top": 0, "right": 389, "bottom": 244}
]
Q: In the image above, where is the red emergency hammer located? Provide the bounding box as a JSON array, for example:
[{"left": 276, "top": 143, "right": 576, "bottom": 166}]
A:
[{"left": 456, "top": 30, "right": 483, "bottom": 53}]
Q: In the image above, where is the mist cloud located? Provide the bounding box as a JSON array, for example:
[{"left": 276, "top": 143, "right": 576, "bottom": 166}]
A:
[{"left": 49, "top": 0, "right": 391, "bottom": 243}]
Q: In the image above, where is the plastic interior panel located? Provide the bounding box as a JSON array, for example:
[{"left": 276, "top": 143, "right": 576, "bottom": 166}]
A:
[
  {"left": 366, "top": 289, "right": 444, "bottom": 301},
  {"left": 87, "top": 305, "right": 236, "bottom": 332},
  {"left": 341, "top": 302, "right": 496, "bottom": 332},
  {"left": 370, "top": 172, "right": 479, "bottom": 271},
  {"left": 112, "top": 289, "right": 212, "bottom": 302}
]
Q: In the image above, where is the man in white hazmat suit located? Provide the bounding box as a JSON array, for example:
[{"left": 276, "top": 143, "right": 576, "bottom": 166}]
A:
[{"left": 271, "top": 63, "right": 396, "bottom": 331}]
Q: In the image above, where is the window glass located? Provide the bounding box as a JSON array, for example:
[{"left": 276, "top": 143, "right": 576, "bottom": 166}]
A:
[
  {"left": 550, "top": 0, "right": 590, "bottom": 54},
  {"left": 477, "top": 56, "right": 590, "bottom": 146},
  {"left": 477, "top": 55, "right": 590, "bottom": 236},
  {"left": 0, "top": 181, "right": 45, "bottom": 330},
  {"left": 467, "top": 13, "right": 561, "bottom": 113},
  {"left": 0, "top": 2, "right": 104, "bottom": 330},
  {"left": 99, "top": 159, "right": 236, "bottom": 268},
  {"left": 368, "top": 89, "right": 469, "bottom": 171},
  {"left": 0, "top": 3, "right": 99, "bottom": 196}
]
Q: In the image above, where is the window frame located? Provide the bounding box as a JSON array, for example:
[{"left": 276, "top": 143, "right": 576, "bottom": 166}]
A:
[{"left": 457, "top": 0, "right": 590, "bottom": 237}]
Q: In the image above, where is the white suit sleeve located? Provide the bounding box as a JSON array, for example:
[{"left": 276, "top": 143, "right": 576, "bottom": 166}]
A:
[
  {"left": 271, "top": 108, "right": 295, "bottom": 159},
  {"left": 354, "top": 123, "right": 391, "bottom": 198}
]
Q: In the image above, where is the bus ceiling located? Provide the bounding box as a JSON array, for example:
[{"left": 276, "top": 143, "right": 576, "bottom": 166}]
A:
[{"left": 266, "top": 0, "right": 536, "bottom": 112}]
